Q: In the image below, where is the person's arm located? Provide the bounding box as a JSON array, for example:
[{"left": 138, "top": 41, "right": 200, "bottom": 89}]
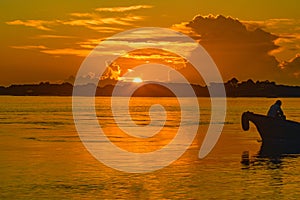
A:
[
  {"left": 278, "top": 108, "right": 283, "bottom": 115},
  {"left": 277, "top": 107, "right": 286, "bottom": 119}
]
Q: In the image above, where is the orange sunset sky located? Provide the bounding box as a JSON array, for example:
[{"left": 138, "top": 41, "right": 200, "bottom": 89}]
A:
[{"left": 1, "top": 0, "right": 300, "bottom": 86}]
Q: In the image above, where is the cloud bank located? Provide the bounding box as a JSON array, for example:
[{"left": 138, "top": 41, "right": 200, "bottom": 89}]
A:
[
  {"left": 5, "top": 9, "right": 300, "bottom": 85},
  {"left": 174, "top": 15, "right": 300, "bottom": 84},
  {"left": 280, "top": 54, "right": 300, "bottom": 79}
]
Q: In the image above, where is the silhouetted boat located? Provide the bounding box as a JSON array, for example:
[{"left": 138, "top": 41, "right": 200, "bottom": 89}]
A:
[{"left": 242, "top": 111, "right": 300, "bottom": 147}]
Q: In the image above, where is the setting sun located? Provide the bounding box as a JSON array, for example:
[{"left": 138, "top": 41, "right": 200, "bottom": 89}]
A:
[{"left": 132, "top": 77, "right": 143, "bottom": 83}]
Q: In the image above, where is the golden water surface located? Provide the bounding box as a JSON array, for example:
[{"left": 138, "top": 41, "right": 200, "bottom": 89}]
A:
[{"left": 1, "top": 97, "right": 300, "bottom": 199}]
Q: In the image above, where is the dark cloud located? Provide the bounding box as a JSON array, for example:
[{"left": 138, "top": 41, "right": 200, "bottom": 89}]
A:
[
  {"left": 178, "top": 15, "right": 297, "bottom": 84},
  {"left": 280, "top": 55, "right": 300, "bottom": 84}
]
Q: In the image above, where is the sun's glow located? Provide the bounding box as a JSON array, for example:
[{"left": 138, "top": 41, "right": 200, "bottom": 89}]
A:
[{"left": 132, "top": 77, "right": 143, "bottom": 83}]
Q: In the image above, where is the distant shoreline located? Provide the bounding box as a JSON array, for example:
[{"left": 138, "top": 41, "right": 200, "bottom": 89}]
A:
[
  {"left": 1, "top": 94, "right": 300, "bottom": 98},
  {"left": 1, "top": 78, "right": 300, "bottom": 97}
]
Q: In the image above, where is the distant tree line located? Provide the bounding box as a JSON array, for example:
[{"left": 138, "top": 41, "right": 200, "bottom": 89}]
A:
[
  {"left": 0, "top": 78, "right": 299, "bottom": 97},
  {"left": 224, "top": 78, "right": 300, "bottom": 97}
]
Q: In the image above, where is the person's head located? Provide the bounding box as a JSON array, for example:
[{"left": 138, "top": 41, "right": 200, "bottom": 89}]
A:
[{"left": 275, "top": 100, "right": 282, "bottom": 106}]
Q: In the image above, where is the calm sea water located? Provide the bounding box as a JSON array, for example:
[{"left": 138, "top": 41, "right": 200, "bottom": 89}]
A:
[{"left": 1, "top": 96, "right": 300, "bottom": 199}]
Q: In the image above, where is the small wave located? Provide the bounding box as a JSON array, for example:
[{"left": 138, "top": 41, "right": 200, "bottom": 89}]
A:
[{"left": 22, "top": 136, "right": 80, "bottom": 143}]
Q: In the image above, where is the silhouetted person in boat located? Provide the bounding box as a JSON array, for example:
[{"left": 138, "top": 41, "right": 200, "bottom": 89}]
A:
[{"left": 267, "top": 100, "right": 286, "bottom": 120}]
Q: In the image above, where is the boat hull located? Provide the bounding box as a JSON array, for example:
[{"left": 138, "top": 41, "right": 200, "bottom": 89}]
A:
[{"left": 242, "top": 112, "right": 300, "bottom": 144}]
